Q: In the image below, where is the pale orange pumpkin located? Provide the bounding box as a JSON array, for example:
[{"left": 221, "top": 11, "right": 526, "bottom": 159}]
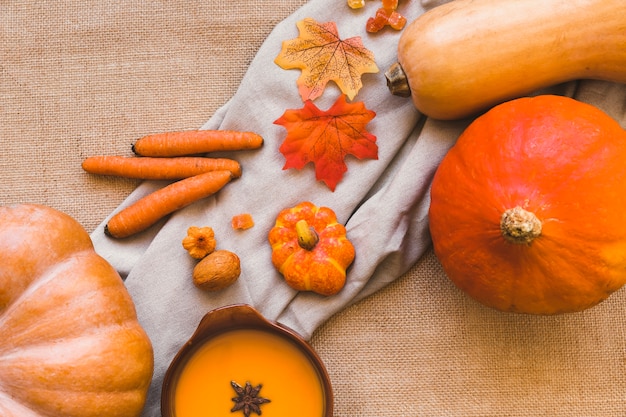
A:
[
  {"left": 0, "top": 204, "right": 154, "bottom": 416},
  {"left": 429, "top": 95, "right": 626, "bottom": 314}
]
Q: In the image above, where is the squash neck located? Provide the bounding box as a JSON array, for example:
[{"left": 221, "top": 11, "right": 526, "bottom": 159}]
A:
[{"left": 500, "top": 206, "right": 542, "bottom": 244}]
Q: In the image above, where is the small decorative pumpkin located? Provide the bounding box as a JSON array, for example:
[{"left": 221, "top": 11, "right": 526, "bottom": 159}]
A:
[
  {"left": 268, "top": 201, "right": 355, "bottom": 296},
  {"left": 0, "top": 204, "right": 154, "bottom": 416},
  {"left": 429, "top": 95, "right": 626, "bottom": 314},
  {"left": 182, "top": 226, "right": 217, "bottom": 260}
]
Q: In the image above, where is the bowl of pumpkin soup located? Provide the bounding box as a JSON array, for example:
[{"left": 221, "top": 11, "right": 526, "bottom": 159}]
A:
[{"left": 161, "top": 304, "right": 333, "bottom": 417}]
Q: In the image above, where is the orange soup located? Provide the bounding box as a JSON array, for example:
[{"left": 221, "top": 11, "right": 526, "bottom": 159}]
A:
[{"left": 174, "top": 329, "right": 326, "bottom": 417}]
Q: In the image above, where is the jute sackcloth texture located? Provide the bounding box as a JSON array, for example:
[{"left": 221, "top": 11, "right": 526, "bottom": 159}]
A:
[{"left": 2, "top": 1, "right": 626, "bottom": 416}]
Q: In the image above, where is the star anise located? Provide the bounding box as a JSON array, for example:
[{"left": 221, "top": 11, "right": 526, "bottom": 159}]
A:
[{"left": 230, "top": 381, "right": 271, "bottom": 417}]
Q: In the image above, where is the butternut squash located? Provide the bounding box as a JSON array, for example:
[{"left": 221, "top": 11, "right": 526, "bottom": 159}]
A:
[{"left": 386, "top": 0, "right": 626, "bottom": 120}]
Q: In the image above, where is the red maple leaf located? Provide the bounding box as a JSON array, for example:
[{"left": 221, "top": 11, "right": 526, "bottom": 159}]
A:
[{"left": 274, "top": 95, "right": 378, "bottom": 191}]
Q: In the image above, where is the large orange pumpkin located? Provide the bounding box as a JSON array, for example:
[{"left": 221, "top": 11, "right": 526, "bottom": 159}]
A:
[
  {"left": 0, "top": 204, "right": 154, "bottom": 416},
  {"left": 429, "top": 95, "right": 626, "bottom": 314}
]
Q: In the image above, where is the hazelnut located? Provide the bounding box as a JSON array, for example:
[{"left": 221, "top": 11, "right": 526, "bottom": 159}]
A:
[{"left": 192, "top": 250, "right": 241, "bottom": 291}]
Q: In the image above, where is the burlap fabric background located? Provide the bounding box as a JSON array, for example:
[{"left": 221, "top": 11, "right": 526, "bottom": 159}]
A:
[{"left": 2, "top": 1, "right": 626, "bottom": 416}]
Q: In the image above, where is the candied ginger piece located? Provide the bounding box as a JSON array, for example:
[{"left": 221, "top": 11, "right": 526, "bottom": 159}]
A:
[
  {"left": 366, "top": 11, "right": 388, "bottom": 32},
  {"left": 366, "top": 7, "right": 407, "bottom": 32},
  {"left": 348, "top": 0, "right": 365, "bottom": 8},
  {"left": 381, "top": 0, "right": 398, "bottom": 9},
  {"left": 231, "top": 213, "right": 255, "bottom": 230},
  {"left": 388, "top": 10, "right": 407, "bottom": 30}
]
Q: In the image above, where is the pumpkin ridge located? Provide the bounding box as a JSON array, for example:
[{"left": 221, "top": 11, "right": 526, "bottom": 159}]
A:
[
  {"left": 0, "top": 255, "right": 82, "bottom": 333},
  {"left": 0, "top": 321, "right": 142, "bottom": 361},
  {"left": 323, "top": 237, "right": 355, "bottom": 266},
  {"left": 1, "top": 387, "right": 145, "bottom": 417},
  {"left": 0, "top": 391, "right": 42, "bottom": 417},
  {"left": 325, "top": 257, "right": 348, "bottom": 277},
  {"left": 0, "top": 334, "right": 152, "bottom": 410},
  {"left": 0, "top": 250, "right": 98, "bottom": 313},
  {"left": 0, "top": 253, "right": 135, "bottom": 353},
  {"left": 277, "top": 253, "right": 294, "bottom": 275}
]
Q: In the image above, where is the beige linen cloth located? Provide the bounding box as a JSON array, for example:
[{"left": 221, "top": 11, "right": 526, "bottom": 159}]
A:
[{"left": 3, "top": 0, "right": 626, "bottom": 416}]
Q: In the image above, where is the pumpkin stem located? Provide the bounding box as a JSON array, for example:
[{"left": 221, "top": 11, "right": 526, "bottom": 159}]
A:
[
  {"left": 295, "top": 219, "right": 319, "bottom": 251},
  {"left": 385, "top": 62, "right": 412, "bottom": 97},
  {"left": 500, "top": 206, "right": 542, "bottom": 244}
]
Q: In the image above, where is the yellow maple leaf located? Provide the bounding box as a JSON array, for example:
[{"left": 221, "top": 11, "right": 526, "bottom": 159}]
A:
[{"left": 275, "top": 18, "right": 379, "bottom": 101}]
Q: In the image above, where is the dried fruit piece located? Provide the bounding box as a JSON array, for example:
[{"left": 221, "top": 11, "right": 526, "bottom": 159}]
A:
[
  {"left": 231, "top": 213, "right": 255, "bottom": 230},
  {"left": 386, "top": 9, "right": 407, "bottom": 29},
  {"left": 347, "top": 0, "right": 365, "bottom": 8},
  {"left": 366, "top": 7, "right": 407, "bottom": 33},
  {"left": 182, "top": 226, "right": 216, "bottom": 260},
  {"left": 193, "top": 250, "right": 241, "bottom": 291}
]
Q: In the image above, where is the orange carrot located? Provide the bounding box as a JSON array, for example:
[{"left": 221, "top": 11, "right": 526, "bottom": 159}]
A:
[
  {"left": 82, "top": 156, "right": 242, "bottom": 179},
  {"left": 132, "top": 130, "right": 264, "bottom": 157},
  {"left": 105, "top": 170, "right": 234, "bottom": 239}
]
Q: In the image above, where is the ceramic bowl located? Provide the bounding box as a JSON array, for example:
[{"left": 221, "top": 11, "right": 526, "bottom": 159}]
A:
[{"left": 161, "top": 304, "right": 333, "bottom": 417}]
